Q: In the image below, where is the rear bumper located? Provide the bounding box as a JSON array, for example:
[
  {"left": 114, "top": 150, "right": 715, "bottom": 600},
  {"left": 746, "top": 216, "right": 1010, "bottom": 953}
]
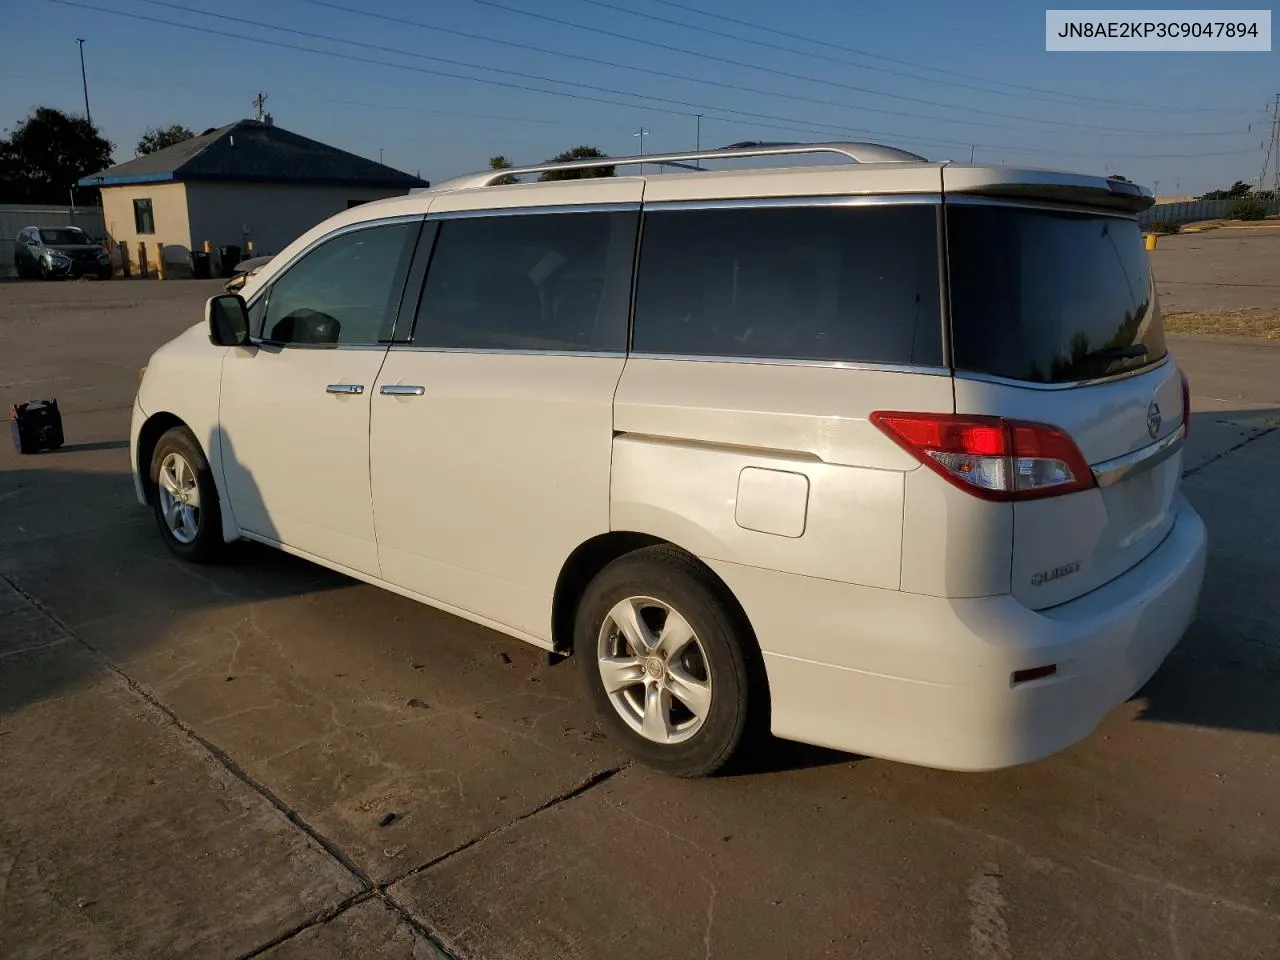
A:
[{"left": 708, "top": 495, "right": 1207, "bottom": 771}]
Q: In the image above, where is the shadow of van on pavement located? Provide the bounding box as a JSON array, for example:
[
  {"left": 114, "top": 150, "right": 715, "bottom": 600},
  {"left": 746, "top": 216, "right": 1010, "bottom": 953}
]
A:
[{"left": 1130, "top": 406, "right": 1280, "bottom": 737}]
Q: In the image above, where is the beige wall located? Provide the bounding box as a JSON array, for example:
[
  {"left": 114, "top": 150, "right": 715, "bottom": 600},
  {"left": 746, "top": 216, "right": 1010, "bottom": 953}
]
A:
[
  {"left": 100, "top": 182, "right": 191, "bottom": 269},
  {"left": 183, "top": 182, "right": 410, "bottom": 260}
]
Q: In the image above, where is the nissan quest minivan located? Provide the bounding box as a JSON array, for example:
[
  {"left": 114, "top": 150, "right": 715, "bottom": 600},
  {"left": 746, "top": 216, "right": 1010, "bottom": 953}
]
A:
[{"left": 131, "top": 142, "right": 1206, "bottom": 777}]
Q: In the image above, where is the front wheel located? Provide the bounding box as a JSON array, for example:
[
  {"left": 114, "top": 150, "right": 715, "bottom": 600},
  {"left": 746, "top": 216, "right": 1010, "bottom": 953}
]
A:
[
  {"left": 575, "top": 546, "right": 767, "bottom": 777},
  {"left": 149, "top": 426, "right": 226, "bottom": 563}
]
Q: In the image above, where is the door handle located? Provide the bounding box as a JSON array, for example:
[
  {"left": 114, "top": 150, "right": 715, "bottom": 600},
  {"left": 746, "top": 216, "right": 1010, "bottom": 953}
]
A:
[
  {"left": 325, "top": 384, "right": 365, "bottom": 395},
  {"left": 380, "top": 384, "right": 425, "bottom": 396}
]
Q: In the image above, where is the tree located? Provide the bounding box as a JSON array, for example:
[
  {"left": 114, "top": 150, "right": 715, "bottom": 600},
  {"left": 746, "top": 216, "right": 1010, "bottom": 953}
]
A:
[
  {"left": 538, "top": 145, "right": 614, "bottom": 181},
  {"left": 1199, "top": 180, "right": 1253, "bottom": 201},
  {"left": 0, "top": 106, "right": 113, "bottom": 204},
  {"left": 489, "top": 154, "right": 517, "bottom": 186},
  {"left": 137, "top": 124, "right": 194, "bottom": 156}
]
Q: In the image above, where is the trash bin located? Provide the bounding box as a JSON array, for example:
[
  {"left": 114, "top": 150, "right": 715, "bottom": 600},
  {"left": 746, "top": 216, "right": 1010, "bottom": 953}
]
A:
[
  {"left": 218, "top": 245, "right": 242, "bottom": 278},
  {"left": 191, "top": 251, "right": 211, "bottom": 279}
]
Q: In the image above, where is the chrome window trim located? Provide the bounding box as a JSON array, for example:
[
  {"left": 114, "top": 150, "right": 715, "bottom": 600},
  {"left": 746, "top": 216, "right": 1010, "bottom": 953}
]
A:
[
  {"left": 643, "top": 194, "right": 941, "bottom": 212},
  {"left": 388, "top": 346, "right": 626, "bottom": 359},
  {"left": 629, "top": 353, "right": 951, "bottom": 375},
  {"left": 944, "top": 195, "right": 1141, "bottom": 220},
  {"left": 1091, "top": 423, "right": 1186, "bottom": 488},
  {"left": 954, "top": 354, "right": 1170, "bottom": 391},
  {"left": 246, "top": 214, "right": 425, "bottom": 347},
  {"left": 427, "top": 202, "right": 641, "bottom": 221}
]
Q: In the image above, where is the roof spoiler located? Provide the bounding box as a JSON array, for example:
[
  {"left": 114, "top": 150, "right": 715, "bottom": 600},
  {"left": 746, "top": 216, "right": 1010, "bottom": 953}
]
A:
[{"left": 942, "top": 165, "right": 1155, "bottom": 213}]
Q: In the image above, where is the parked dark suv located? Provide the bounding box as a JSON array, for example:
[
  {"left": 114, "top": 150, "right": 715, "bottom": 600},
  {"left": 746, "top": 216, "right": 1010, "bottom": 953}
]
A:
[{"left": 14, "top": 226, "right": 111, "bottom": 280}]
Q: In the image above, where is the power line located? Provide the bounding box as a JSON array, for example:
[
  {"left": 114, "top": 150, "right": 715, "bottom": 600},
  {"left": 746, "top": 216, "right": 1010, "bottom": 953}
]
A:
[
  {"left": 47, "top": 0, "right": 1260, "bottom": 162},
  {"left": 636, "top": 0, "right": 1256, "bottom": 115},
  {"left": 461, "top": 0, "right": 1246, "bottom": 135},
  {"left": 119, "top": 0, "right": 1145, "bottom": 145},
  {"left": 296, "top": 0, "right": 1246, "bottom": 139}
]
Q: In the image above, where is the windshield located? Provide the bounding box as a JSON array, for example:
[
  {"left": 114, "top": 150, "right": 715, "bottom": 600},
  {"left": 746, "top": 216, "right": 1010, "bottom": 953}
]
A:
[
  {"left": 947, "top": 205, "right": 1166, "bottom": 383},
  {"left": 39, "top": 228, "right": 90, "bottom": 245}
]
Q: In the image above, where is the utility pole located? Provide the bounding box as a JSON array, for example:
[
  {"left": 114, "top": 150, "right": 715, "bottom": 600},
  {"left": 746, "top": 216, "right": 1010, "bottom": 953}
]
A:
[
  {"left": 253, "top": 91, "right": 268, "bottom": 122},
  {"left": 969, "top": 144, "right": 975, "bottom": 163},
  {"left": 1258, "top": 93, "right": 1280, "bottom": 195},
  {"left": 76, "top": 39, "right": 91, "bottom": 127},
  {"left": 634, "top": 127, "right": 650, "bottom": 174},
  {"left": 378, "top": 147, "right": 384, "bottom": 164},
  {"left": 1153, "top": 180, "right": 1160, "bottom": 199},
  {"left": 696, "top": 114, "right": 702, "bottom": 152}
]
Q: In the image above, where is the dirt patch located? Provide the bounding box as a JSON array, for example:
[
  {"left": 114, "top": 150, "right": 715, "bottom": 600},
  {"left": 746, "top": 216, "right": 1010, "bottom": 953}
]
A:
[{"left": 1164, "top": 309, "right": 1280, "bottom": 340}]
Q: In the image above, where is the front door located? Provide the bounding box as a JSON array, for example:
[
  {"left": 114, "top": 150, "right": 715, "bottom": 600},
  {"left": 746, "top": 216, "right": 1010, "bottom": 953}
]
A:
[
  {"left": 218, "top": 217, "right": 423, "bottom": 576},
  {"left": 370, "top": 190, "right": 641, "bottom": 641}
]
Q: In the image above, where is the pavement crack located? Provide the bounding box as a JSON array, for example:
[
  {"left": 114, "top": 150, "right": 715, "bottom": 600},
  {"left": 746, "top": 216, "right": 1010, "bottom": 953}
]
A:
[
  {"left": 1182, "top": 424, "right": 1278, "bottom": 478},
  {"left": 234, "top": 890, "right": 373, "bottom": 960},
  {"left": 381, "top": 764, "right": 630, "bottom": 891}
]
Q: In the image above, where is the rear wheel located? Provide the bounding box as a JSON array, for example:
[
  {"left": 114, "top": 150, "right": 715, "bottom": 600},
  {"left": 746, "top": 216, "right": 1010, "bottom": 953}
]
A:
[
  {"left": 576, "top": 546, "right": 766, "bottom": 777},
  {"left": 149, "top": 426, "right": 225, "bottom": 563}
]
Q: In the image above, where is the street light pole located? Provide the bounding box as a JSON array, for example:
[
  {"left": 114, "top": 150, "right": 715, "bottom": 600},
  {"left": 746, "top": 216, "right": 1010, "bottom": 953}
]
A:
[
  {"left": 696, "top": 114, "right": 702, "bottom": 152},
  {"left": 634, "top": 127, "right": 650, "bottom": 174},
  {"left": 76, "top": 38, "right": 91, "bottom": 127}
]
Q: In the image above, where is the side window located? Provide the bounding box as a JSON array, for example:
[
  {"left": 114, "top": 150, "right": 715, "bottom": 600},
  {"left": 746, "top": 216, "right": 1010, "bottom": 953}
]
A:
[
  {"left": 133, "top": 199, "right": 155, "bottom": 235},
  {"left": 261, "top": 221, "right": 418, "bottom": 346},
  {"left": 632, "top": 204, "right": 943, "bottom": 366},
  {"left": 412, "top": 210, "right": 638, "bottom": 352}
]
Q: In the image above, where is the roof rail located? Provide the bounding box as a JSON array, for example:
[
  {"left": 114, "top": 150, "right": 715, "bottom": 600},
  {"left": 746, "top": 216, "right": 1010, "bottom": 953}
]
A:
[{"left": 434, "top": 141, "right": 928, "bottom": 190}]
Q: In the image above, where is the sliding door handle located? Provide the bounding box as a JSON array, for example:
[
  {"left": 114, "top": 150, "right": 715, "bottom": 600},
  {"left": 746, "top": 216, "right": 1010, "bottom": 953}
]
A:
[
  {"left": 380, "top": 384, "right": 425, "bottom": 396},
  {"left": 325, "top": 383, "right": 365, "bottom": 395}
]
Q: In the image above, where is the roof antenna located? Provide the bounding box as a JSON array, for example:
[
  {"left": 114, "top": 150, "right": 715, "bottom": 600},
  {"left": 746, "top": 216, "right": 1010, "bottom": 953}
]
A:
[{"left": 252, "top": 91, "right": 269, "bottom": 122}]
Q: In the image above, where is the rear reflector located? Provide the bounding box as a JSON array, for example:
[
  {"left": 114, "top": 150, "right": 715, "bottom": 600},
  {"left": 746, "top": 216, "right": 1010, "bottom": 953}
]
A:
[
  {"left": 1012, "top": 664, "right": 1058, "bottom": 684},
  {"left": 871, "top": 412, "right": 1095, "bottom": 501}
]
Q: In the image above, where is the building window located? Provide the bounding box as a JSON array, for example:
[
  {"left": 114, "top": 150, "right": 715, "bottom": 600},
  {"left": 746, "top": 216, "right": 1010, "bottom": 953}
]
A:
[{"left": 133, "top": 199, "right": 155, "bottom": 235}]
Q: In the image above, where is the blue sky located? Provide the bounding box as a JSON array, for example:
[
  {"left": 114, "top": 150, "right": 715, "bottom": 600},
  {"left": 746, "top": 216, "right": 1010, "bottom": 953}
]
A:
[{"left": 1, "top": 0, "right": 1274, "bottom": 194}]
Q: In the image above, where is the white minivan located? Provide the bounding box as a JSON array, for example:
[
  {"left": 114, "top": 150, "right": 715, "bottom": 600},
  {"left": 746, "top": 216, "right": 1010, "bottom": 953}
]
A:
[{"left": 132, "top": 142, "right": 1206, "bottom": 777}]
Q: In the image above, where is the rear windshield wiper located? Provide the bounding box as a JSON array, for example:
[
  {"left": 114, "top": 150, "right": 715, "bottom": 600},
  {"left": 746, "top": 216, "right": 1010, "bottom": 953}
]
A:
[{"left": 1079, "top": 344, "right": 1149, "bottom": 364}]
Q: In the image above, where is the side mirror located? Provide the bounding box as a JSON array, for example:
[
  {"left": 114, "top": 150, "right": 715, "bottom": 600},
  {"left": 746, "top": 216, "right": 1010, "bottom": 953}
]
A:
[{"left": 207, "top": 294, "right": 251, "bottom": 347}]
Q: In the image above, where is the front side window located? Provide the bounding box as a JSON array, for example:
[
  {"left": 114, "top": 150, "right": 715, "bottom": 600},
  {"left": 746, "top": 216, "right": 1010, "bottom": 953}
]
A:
[
  {"left": 948, "top": 205, "right": 1166, "bottom": 383},
  {"left": 412, "top": 210, "right": 638, "bottom": 352},
  {"left": 632, "top": 204, "right": 943, "bottom": 366},
  {"left": 260, "top": 221, "right": 419, "bottom": 346},
  {"left": 133, "top": 199, "right": 155, "bottom": 235}
]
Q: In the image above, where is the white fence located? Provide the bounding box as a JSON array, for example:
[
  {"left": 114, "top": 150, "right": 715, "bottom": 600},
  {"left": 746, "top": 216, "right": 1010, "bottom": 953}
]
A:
[
  {"left": 0, "top": 204, "right": 107, "bottom": 277},
  {"left": 1138, "top": 195, "right": 1280, "bottom": 226}
]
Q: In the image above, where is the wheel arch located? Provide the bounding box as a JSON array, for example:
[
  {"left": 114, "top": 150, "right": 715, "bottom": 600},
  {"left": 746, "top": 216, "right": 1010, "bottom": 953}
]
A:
[
  {"left": 136, "top": 412, "right": 187, "bottom": 503},
  {"left": 136, "top": 411, "right": 239, "bottom": 543},
  {"left": 550, "top": 532, "right": 760, "bottom": 661}
]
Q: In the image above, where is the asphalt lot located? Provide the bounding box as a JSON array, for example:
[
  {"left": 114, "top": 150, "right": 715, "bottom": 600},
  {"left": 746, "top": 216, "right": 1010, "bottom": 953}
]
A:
[
  {"left": 1149, "top": 224, "right": 1280, "bottom": 313},
  {"left": 1, "top": 274, "right": 1278, "bottom": 960}
]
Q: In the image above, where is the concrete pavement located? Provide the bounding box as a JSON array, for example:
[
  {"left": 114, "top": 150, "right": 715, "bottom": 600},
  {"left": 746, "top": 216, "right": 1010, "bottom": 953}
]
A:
[{"left": 1, "top": 279, "right": 1277, "bottom": 959}]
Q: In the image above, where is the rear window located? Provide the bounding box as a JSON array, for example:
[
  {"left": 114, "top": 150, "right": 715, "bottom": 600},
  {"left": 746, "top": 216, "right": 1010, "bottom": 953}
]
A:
[
  {"left": 948, "top": 205, "right": 1166, "bottom": 383},
  {"left": 633, "top": 204, "right": 944, "bottom": 366},
  {"left": 39, "top": 228, "right": 89, "bottom": 245}
]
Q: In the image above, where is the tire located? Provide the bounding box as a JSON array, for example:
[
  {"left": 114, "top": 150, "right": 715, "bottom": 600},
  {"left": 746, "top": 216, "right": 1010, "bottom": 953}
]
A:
[
  {"left": 149, "top": 426, "right": 226, "bottom": 563},
  {"left": 575, "top": 545, "right": 767, "bottom": 777}
]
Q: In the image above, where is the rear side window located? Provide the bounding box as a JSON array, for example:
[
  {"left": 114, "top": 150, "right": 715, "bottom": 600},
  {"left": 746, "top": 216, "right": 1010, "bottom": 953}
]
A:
[
  {"left": 948, "top": 205, "right": 1167, "bottom": 383},
  {"left": 632, "top": 204, "right": 943, "bottom": 366},
  {"left": 413, "top": 211, "right": 638, "bottom": 352}
]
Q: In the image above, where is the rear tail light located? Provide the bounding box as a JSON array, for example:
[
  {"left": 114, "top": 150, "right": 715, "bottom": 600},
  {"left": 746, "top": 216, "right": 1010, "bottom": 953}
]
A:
[
  {"left": 1179, "top": 369, "right": 1191, "bottom": 437},
  {"left": 871, "top": 412, "right": 1095, "bottom": 501}
]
